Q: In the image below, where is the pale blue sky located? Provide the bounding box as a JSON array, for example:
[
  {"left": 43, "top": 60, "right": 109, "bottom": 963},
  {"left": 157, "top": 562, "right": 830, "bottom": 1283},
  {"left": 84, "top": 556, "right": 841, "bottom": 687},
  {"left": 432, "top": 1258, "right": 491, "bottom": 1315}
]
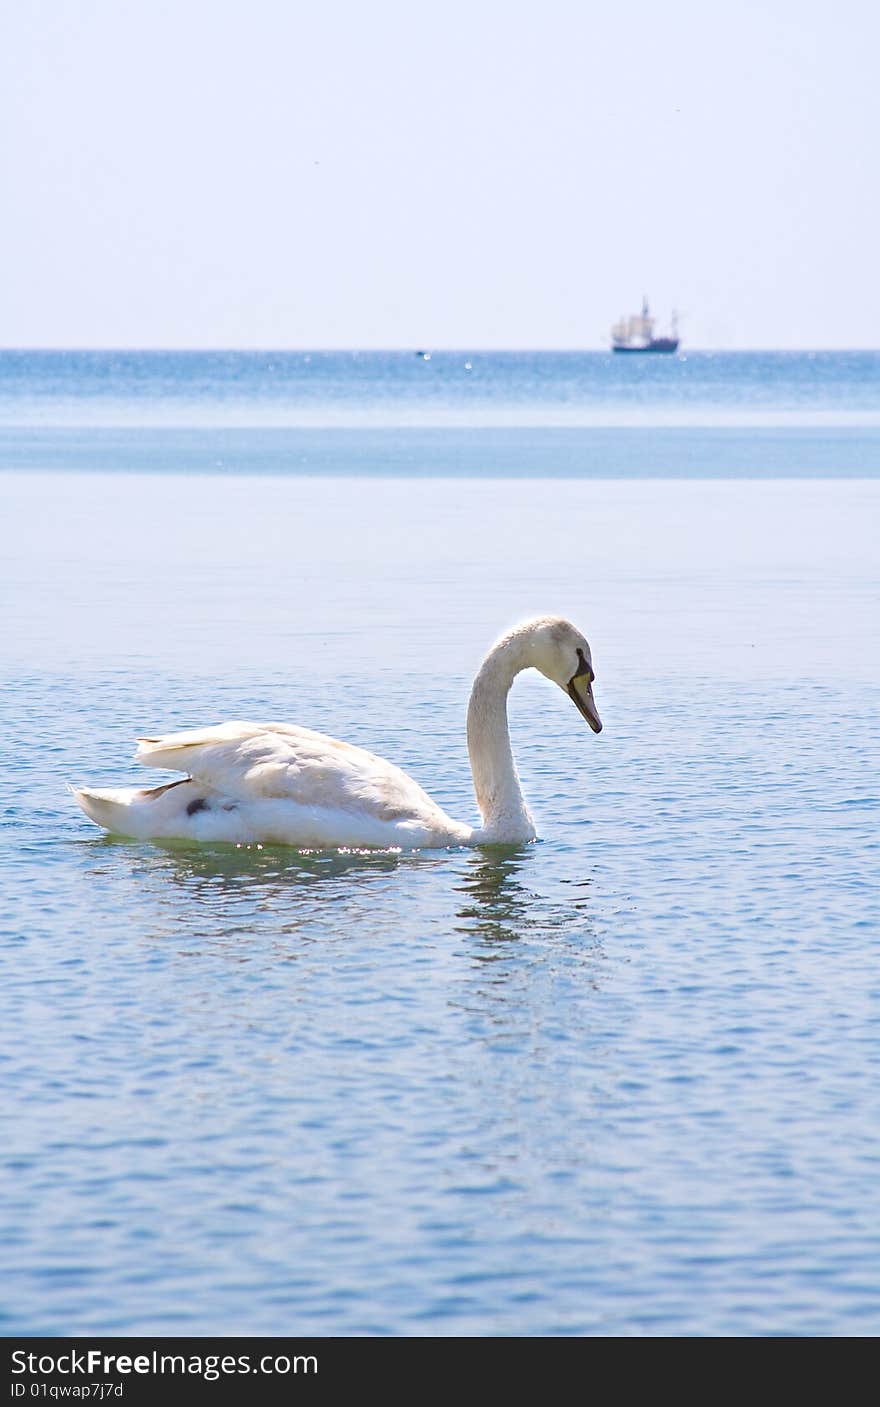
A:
[{"left": 3, "top": 0, "right": 878, "bottom": 348}]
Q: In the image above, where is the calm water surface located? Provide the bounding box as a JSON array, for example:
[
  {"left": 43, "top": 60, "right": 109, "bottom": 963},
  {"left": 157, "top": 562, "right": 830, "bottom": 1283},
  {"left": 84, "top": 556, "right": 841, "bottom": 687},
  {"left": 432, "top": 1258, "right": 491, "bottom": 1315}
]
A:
[
  {"left": 2, "top": 349, "right": 879, "bottom": 477},
  {"left": 2, "top": 348, "right": 880, "bottom": 428},
  {"left": 1, "top": 353, "right": 879, "bottom": 1335}
]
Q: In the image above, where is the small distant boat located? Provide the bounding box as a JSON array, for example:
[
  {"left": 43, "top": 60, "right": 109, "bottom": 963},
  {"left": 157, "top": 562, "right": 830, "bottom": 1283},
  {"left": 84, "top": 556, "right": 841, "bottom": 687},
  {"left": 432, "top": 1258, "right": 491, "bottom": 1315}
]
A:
[{"left": 611, "top": 299, "right": 679, "bottom": 354}]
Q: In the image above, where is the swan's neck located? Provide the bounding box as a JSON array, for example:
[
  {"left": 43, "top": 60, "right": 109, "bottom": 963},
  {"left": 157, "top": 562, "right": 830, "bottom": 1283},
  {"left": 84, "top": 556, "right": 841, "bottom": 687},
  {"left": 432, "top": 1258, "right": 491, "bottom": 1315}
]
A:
[{"left": 466, "top": 636, "right": 536, "bottom": 843}]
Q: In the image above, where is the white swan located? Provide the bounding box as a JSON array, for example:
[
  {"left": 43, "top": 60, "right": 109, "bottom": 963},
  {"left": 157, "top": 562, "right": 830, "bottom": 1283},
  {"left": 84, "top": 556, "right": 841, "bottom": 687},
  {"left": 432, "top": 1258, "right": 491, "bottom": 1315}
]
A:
[{"left": 72, "top": 616, "right": 602, "bottom": 848}]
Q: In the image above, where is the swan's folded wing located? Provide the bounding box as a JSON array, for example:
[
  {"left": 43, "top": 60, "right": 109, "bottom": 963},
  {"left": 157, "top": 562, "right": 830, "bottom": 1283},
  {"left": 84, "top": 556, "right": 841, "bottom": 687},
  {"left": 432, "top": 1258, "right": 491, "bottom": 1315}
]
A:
[{"left": 135, "top": 720, "right": 445, "bottom": 823}]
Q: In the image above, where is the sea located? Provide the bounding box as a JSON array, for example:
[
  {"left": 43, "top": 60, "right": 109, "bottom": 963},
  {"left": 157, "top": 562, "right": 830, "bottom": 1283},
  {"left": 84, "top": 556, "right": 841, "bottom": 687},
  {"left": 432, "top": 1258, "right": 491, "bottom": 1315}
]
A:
[{"left": 1, "top": 350, "right": 879, "bottom": 1336}]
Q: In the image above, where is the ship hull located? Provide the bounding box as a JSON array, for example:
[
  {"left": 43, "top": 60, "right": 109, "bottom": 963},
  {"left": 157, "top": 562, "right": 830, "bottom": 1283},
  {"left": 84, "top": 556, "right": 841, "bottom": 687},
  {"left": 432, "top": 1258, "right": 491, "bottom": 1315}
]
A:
[{"left": 612, "top": 338, "right": 679, "bottom": 354}]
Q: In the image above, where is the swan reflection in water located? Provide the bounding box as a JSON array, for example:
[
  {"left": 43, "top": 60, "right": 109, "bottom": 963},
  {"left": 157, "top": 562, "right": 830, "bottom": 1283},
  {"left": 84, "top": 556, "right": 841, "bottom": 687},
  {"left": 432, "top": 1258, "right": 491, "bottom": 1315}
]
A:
[
  {"left": 454, "top": 847, "right": 598, "bottom": 956},
  {"left": 84, "top": 834, "right": 600, "bottom": 976},
  {"left": 450, "top": 849, "right": 606, "bottom": 1064},
  {"left": 455, "top": 848, "right": 539, "bottom": 947},
  {"left": 116, "top": 837, "right": 420, "bottom": 889},
  {"left": 84, "top": 835, "right": 450, "bottom": 952}
]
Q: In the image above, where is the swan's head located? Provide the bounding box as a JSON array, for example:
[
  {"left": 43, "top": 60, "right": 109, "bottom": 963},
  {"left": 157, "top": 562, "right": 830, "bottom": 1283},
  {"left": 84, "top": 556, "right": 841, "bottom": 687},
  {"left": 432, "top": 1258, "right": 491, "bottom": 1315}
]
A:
[{"left": 522, "top": 617, "right": 603, "bottom": 734}]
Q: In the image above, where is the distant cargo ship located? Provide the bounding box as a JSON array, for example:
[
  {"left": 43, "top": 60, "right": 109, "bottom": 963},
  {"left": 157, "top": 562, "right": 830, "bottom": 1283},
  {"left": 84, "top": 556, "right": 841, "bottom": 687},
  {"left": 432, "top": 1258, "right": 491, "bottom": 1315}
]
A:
[{"left": 611, "top": 298, "right": 679, "bottom": 353}]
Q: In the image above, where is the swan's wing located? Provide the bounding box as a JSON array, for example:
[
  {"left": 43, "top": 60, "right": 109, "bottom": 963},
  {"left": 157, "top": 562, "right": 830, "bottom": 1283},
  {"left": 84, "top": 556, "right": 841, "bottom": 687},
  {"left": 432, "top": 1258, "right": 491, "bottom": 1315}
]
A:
[{"left": 135, "top": 720, "right": 446, "bottom": 824}]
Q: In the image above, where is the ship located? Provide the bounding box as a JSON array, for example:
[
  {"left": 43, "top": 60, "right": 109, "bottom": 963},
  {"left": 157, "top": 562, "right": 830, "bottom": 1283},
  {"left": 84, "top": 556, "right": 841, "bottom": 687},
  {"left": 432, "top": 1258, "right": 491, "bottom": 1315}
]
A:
[{"left": 611, "top": 298, "right": 679, "bottom": 353}]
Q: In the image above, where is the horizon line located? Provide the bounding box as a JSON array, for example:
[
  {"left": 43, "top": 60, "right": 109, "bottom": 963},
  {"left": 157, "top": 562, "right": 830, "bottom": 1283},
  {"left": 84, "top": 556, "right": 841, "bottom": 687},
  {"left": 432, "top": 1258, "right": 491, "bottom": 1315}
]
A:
[{"left": 1, "top": 345, "right": 879, "bottom": 355}]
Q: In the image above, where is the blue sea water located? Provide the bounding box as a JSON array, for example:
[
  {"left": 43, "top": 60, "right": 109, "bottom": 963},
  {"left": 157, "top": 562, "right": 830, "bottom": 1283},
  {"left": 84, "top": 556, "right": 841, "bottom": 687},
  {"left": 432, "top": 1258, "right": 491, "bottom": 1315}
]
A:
[
  {"left": 1, "top": 349, "right": 879, "bottom": 476},
  {"left": 1, "top": 351, "right": 879, "bottom": 1336}
]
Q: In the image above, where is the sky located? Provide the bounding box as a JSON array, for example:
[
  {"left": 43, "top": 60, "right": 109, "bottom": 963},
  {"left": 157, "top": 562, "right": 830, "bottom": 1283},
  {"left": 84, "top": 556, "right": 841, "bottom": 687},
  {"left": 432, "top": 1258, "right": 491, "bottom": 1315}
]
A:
[{"left": 2, "top": 0, "right": 878, "bottom": 349}]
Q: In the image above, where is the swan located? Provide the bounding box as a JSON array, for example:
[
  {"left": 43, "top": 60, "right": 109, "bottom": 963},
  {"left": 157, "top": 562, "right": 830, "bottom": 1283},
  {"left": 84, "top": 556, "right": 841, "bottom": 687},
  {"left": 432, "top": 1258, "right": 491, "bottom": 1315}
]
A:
[{"left": 71, "top": 616, "right": 602, "bottom": 848}]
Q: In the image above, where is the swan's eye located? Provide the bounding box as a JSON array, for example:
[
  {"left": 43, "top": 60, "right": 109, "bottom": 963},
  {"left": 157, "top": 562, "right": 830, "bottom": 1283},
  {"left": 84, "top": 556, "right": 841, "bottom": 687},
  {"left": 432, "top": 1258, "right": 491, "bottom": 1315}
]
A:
[{"left": 573, "top": 648, "right": 594, "bottom": 683}]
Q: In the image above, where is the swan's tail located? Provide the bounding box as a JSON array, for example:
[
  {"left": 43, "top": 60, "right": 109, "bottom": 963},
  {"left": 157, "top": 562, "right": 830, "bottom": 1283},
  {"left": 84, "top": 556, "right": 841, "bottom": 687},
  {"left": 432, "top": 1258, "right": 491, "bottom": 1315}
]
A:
[
  {"left": 70, "top": 780, "right": 197, "bottom": 837},
  {"left": 70, "top": 784, "right": 149, "bottom": 834}
]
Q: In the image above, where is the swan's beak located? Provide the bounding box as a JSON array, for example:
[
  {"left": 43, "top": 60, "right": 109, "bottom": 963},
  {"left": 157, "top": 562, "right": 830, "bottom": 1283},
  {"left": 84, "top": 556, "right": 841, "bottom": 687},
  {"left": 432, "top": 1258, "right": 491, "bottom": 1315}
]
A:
[{"left": 567, "top": 675, "right": 602, "bottom": 733}]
